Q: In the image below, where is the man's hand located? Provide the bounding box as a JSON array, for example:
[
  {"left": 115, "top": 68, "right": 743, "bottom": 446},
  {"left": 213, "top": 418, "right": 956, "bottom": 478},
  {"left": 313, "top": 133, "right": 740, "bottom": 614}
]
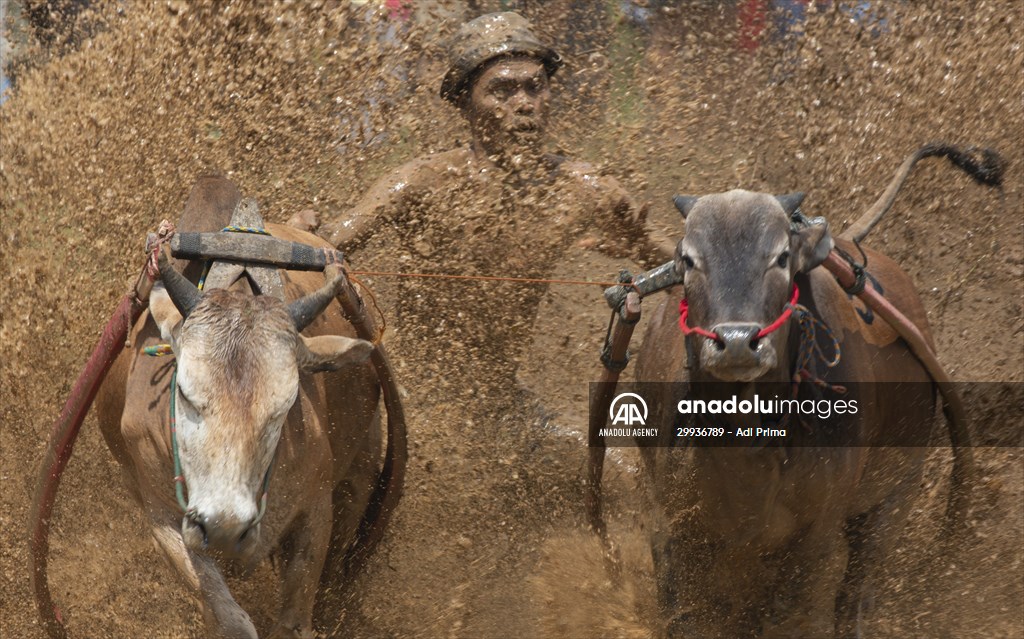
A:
[
  {"left": 625, "top": 197, "right": 649, "bottom": 227},
  {"left": 287, "top": 209, "right": 320, "bottom": 232}
]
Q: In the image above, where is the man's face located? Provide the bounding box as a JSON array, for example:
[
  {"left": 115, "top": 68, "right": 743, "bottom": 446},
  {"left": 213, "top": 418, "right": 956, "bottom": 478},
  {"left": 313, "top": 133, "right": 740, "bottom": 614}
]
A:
[{"left": 465, "top": 56, "right": 551, "bottom": 155}]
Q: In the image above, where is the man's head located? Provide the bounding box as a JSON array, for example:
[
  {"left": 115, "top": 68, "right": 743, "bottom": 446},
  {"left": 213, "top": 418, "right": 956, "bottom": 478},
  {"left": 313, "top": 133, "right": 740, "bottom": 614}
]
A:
[{"left": 441, "top": 12, "right": 561, "bottom": 156}]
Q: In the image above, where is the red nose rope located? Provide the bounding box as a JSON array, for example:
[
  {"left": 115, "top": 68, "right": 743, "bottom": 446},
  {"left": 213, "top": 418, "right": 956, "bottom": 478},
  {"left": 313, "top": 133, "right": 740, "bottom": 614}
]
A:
[
  {"left": 678, "top": 282, "right": 845, "bottom": 399},
  {"left": 678, "top": 283, "right": 801, "bottom": 342}
]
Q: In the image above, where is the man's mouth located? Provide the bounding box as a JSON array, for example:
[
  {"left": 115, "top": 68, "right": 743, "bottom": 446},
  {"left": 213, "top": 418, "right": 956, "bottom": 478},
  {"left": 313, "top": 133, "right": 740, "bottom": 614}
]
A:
[{"left": 505, "top": 119, "right": 539, "bottom": 133}]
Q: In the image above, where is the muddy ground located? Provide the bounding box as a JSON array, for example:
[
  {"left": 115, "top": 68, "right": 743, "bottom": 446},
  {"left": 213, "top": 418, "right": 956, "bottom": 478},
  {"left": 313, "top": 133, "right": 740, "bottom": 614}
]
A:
[{"left": 1, "top": 1, "right": 1021, "bottom": 638}]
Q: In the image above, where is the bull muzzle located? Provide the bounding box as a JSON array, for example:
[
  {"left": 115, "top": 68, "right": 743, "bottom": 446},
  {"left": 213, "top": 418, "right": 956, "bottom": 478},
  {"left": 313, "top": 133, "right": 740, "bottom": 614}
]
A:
[
  {"left": 701, "top": 322, "right": 778, "bottom": 382},
  {"left": 182, "top": 506, "right": 261, "bottom": 558}
]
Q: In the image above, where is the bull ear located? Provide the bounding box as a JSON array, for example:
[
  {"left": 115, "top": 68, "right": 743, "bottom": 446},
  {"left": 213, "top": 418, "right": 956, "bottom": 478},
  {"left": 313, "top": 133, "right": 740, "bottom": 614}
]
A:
[
  {"left": 297, "top": 334, "right": 373, "bottom": 373},
  {"left": 149, "top": 285, "right": 183, "bottom": 349},
  {"left": 673, "top": 195, "right": 698, "bottom": 219},
  {"left": 793, "top": 218, "right": 834, "bottom": 273},
  {"left": 776, "top": 192, "right": 806, "bottom": 217}
]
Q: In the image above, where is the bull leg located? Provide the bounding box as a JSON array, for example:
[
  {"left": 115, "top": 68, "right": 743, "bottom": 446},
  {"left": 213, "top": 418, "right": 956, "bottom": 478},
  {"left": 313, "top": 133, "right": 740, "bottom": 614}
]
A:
[
  {"left": 327, "top": 431, "right": 380, "bottom": 569},
  {"left": 835, "top": 463, "right": 923, "bottom": 638},
  {"left": 650, "top": 531, "right": 685, "bottom": 635},
  {"left": 762, "top": 515, "right": 850, "bottom": 639},
  {"left": 834, "top": 508, "right": 878, "bottom": 639},
  {"left": 269, "top": 499, "right": 333, "bottom": 639},
  {"left": 150, "top": 523, "right": 257, "bottom": 639},
  {"left": 657, "top": 530, "right": 753, "bottom": 639},
  {"left": 646, "top": 470, "right": 748, "bottom": 637}
]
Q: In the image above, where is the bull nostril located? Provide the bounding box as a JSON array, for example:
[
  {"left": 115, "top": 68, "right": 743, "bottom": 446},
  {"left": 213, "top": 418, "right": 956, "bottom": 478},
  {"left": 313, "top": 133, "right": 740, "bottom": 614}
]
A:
[
  {"left": 186, "top": 516, "right": 209, "bottom": 547},
  {"left": 709, "top": 324, "right": 763, "bottom": 357}
]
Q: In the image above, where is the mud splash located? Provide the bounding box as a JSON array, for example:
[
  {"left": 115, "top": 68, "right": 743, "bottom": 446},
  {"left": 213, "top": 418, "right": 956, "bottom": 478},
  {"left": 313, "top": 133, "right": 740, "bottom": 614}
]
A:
[{"left": 2, "top": 1, "right": 1021, "bottom": 638}]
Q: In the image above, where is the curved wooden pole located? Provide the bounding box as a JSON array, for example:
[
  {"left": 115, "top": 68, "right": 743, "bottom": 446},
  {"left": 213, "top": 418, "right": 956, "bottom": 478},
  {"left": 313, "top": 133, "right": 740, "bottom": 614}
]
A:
[
  {"left": 586, "top": 291, "right": 642, "bottom": 539},
  {"left": 29, "top": 285, "right": 149, "bottom": 638},
  {"left": 821, "top": 251, "right": 975, "bottom": 533},
  {"left": 333, "top": 274, "right": 408, "bottom": 576}
]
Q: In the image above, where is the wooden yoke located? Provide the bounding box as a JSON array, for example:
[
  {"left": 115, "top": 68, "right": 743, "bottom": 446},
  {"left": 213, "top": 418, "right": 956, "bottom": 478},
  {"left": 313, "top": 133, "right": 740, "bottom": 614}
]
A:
[
  {"left": 173, "top": 198, "right": 344, "bottom": 293},
  {"left": 200, "top": 199, "right": 277, "bottom": 296}
]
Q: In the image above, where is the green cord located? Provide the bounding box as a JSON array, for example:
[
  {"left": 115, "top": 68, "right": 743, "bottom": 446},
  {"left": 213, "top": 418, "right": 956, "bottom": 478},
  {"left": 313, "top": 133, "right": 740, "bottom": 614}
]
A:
[{"left": 169, "top": 368, "right": 190, "bottom": 513}]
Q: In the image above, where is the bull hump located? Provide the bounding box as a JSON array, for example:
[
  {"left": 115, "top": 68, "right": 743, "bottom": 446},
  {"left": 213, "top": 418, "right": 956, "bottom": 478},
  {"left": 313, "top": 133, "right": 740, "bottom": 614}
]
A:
[
  {"left": 201, "top": 198, "right": 286, "bottom": 300},
  {"left": 814, "top": 272, "right": 901, "bottom": 349}
]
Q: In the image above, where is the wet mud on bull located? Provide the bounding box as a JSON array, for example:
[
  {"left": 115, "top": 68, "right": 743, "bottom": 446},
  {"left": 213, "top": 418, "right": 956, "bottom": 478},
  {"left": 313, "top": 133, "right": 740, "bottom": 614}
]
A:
[{"left": 90, "top": 177, "right": 383, "bottom": 637}]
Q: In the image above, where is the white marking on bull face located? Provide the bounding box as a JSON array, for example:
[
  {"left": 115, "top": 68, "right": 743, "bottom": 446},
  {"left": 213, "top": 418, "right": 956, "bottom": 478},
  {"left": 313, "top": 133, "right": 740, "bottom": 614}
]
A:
[{"left": 170, "top": 289, "right": 299, "bottom": 558}]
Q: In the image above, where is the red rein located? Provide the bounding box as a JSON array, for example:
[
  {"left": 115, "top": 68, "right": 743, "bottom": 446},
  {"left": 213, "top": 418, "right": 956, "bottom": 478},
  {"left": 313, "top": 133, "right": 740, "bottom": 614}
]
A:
[{"left": 679, "top": 283, "right": 800, "bottom": 342}]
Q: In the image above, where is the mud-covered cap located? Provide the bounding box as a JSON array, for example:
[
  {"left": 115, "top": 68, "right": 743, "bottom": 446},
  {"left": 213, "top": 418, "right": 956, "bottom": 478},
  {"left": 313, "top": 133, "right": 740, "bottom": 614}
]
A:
[{"left": 441, "top": 12, "right": 562, "bottom": 104}]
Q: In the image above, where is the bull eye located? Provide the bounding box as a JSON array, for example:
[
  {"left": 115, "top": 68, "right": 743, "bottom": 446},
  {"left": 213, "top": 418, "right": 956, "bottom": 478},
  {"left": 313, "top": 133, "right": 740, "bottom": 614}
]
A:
[
  {"left": 682, "top": 255, "right": 695, "bottom": 270},
  {"left": 776, "top": 251, "right": 790, "bottom": 269},
  {"left": 177, "top": 388, "right": 205, "bottom": 414}
]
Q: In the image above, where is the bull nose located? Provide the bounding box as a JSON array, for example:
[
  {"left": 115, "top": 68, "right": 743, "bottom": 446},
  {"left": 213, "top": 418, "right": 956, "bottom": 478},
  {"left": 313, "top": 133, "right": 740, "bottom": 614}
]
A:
[
  {"left": 183, "top": 509, "right": 258, "bottom": 554},
  {"left": 712, "top": 323, "right": 762, "bottom": 360},
  {"left": 700, "top": 322, "right": 776, "bottom": 381}
]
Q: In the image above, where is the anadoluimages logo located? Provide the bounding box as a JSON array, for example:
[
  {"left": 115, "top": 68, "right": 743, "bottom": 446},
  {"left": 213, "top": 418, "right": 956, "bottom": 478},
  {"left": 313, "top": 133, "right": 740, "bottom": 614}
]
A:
[{"left": 609, "top": 392, "right": 648, "bottom": 426}]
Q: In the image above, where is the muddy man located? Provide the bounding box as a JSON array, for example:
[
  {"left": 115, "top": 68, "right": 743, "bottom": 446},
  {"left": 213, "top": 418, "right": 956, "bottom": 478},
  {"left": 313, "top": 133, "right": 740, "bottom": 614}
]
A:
[
  {"left": 307, "top": 12, "right": 670, "bottom": 399},
  {"left": 314, "top": 11, "right": 667, "bottom": 258}
]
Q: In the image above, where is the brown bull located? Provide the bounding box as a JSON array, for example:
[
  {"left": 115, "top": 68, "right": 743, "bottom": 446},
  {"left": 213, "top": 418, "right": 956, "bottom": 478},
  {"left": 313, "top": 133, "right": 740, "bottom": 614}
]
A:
[
  {"left": 634, "top": 189, "right": 965, "bottom": 638},
  {"left": 94, "top": 178, "right": 381, "bottom": 638}
]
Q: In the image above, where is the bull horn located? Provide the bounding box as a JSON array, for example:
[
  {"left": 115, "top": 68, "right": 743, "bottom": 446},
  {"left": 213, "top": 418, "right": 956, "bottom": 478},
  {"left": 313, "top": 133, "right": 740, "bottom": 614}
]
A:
[
  {"left": 673, "top": 195, "right": 698, "bottom": 219},
  {"left": 157, "top": 245, "right": 203, "bottom": 318},
  {"left": 288, "top": 267, "right": 346, "bottom": 332},
  {"left": 775, "top": 192, "right": 806, "bottom": 217}
]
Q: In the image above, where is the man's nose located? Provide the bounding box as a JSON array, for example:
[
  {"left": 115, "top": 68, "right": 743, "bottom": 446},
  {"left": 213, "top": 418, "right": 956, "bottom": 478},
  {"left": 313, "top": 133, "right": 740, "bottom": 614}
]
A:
[{"left": 512, "top": 90, "right": 536, "bottom": 113}]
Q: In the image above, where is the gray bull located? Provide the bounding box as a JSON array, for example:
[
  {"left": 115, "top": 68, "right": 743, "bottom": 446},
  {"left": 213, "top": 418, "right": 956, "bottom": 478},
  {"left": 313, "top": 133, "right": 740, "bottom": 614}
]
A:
[
  {"left": 94, "top": 178, "right": 381, "bottom": 638},
  {"left": 635, "top": 189, "right": 963, "bottom": 638}
]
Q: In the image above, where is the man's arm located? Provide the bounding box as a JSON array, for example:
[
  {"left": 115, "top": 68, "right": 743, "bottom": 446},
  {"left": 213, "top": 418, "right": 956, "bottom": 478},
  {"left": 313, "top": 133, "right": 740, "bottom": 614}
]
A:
[{"left": 317, "top": 154, "right": 444, "bottom": 250}]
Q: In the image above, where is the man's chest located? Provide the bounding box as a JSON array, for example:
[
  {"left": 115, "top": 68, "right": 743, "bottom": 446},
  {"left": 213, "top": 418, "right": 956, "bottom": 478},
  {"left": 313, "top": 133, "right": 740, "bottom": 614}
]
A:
[{"left": 399, "top": 180, "right": 587, "bottom": 274}]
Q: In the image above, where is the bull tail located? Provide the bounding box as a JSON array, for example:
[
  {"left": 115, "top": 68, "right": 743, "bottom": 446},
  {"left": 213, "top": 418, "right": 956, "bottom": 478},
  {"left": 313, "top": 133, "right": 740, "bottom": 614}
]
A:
[{"left": 841, "top": 143, "right": 1004, "bottom": 243}]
